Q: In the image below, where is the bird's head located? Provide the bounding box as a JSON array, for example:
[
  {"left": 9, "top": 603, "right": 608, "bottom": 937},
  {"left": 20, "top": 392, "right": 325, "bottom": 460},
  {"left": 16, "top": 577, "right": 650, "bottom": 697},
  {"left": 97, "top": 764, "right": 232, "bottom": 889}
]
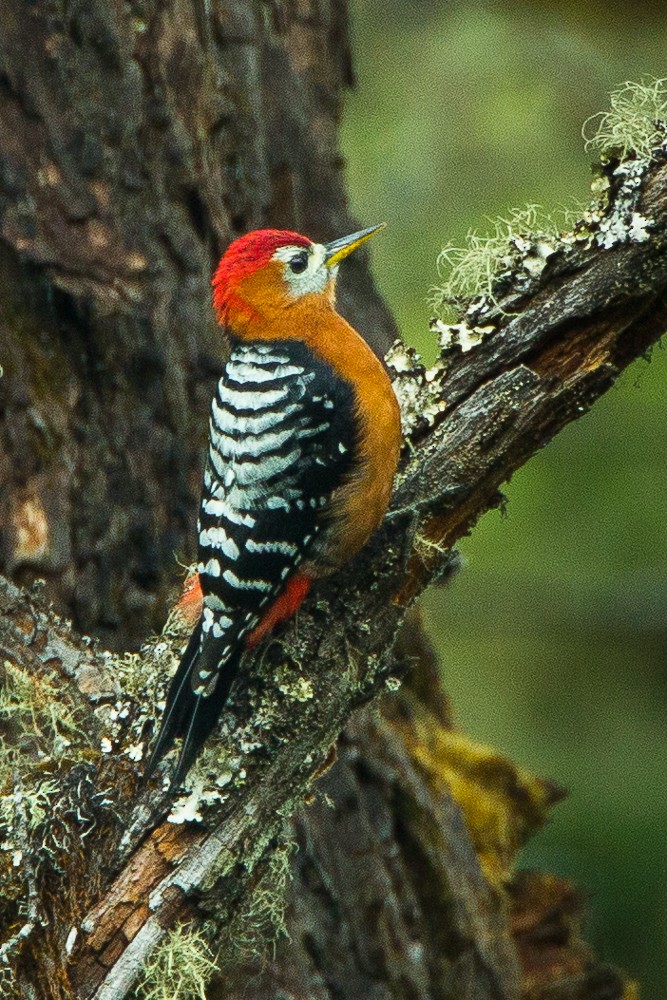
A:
[{"left": 212, "top": 224, "right": 385, "bottom": 334}]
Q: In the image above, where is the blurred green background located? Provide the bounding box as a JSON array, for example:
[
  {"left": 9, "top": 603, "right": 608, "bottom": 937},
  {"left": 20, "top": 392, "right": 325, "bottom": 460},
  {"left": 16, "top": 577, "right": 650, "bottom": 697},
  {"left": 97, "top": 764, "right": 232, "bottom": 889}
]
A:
[{"left": 342, "top": 1, "right": 667, "bottom": 994}]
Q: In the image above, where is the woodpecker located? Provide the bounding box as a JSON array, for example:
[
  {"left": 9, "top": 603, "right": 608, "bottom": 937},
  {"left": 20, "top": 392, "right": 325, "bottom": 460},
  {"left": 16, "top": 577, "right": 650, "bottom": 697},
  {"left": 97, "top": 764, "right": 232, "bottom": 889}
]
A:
[{"left": 146, "top": 224, "right": 401, "bottom": 788}]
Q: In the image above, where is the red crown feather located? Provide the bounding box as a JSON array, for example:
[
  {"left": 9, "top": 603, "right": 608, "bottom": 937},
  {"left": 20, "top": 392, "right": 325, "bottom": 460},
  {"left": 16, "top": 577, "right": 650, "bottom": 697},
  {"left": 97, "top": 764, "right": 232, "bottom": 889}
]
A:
[{"left": 212, "top": 229, "right": 312, "bottom": 323}]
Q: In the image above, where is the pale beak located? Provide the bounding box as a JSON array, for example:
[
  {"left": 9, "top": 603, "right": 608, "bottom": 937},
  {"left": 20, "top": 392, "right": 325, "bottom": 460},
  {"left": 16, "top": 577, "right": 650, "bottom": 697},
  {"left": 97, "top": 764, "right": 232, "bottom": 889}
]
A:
[{"left": 324, "top": 223, "right": 386, "bottom": 268}]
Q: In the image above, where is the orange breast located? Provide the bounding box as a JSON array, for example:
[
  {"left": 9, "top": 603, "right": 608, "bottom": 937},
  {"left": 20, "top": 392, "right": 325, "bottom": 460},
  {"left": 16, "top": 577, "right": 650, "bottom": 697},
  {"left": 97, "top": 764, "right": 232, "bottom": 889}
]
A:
[
  {"left": 312, "top": 319, "right": 401, "bottom": 571},
  {"left": 286, "top": 300, "right": 402, "bottom": 573},
  {"left": 225, "top": 272, "right": 402, "bottom": 575}
]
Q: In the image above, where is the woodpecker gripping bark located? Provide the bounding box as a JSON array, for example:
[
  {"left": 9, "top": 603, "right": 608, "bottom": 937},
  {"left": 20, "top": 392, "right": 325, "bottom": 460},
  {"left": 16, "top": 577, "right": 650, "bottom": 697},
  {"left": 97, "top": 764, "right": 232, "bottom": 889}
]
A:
[{"left": 146, "top": 225, "right": 401, "bottom": 788}]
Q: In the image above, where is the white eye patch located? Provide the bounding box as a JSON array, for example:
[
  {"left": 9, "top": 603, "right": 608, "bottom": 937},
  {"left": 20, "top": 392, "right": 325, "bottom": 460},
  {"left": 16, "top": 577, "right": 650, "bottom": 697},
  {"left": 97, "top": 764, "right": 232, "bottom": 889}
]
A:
[{"left": 273, "top": 243, "right": 330, "bottom": 297}]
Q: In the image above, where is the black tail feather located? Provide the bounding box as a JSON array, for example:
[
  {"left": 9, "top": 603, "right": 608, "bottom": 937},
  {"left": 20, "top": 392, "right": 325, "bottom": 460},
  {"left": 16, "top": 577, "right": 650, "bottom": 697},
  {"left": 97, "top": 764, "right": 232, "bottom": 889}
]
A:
[
  {"left": 144, "top": 620, "right": 242, "bottom": 788},
  {"left": 144, "top": 625, "right": 201, "bottom": 781},
  {"left": 167, "top": 678, "right": 233, "bottom": 790}
]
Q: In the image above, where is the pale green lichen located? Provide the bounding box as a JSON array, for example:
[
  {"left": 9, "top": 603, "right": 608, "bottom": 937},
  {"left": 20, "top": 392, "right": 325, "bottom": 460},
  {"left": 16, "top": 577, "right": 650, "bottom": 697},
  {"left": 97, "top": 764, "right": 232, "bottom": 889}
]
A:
[
  {"left": 0, "top": 659, "right": 96, "bottom": 901},
  {"left": 113, "top": 649, "right": 158, "bottom": 704},
  {"left": 0, "top": 660, "right": 84, "bottom": 763},
  {"left": 433, "top": 79, "right": 667, "bottom": 324},
  {"left": 166, "top": 758, "right": 236, "bottom": 825},
  {"left": 433, "top": 205, "right": 561, "bottom": 314},
  {"left": 431, "top": 319, "right": 496, "bottom": 355},
  {"left": 274, "top": 663, "right": 314, "bottom": 702},
  {"left": 108, "top": 563, "right": 196, "bottom": 728},
  {"left": 0, "top": 779, "right": 60, "bottom": 836},
  {"left": 413, "top": 533, "right": 449, "bottom": 565},
  {"left": 583, "top": 77, "right": 667, "bottom": 160},
  {"left": 99, "top": 629, "right": 188, "bottom": 766},
  {"left": 137, "top": 924, "right": 217, "bottom": 1000},
  {"left": 249, "top": 836, "right": 294, "bottom": 943},
  {"left": 0, "top": 657, "right": 89, "bottom": 844},
  {"left": 217, "top": 835, "right": 296, "bottom": 967}
]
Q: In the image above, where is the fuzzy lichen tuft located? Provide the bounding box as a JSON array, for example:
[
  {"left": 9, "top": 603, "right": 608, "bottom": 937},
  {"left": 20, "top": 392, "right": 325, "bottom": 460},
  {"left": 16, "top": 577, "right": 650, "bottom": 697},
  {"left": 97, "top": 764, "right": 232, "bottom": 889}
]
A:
[
  {"left": 583, "top": 77, "right": 667, "bottom": 161},
  {"left": 432, "top": 78, "right": 667, "bottom": 326},
  {"left": 0, "top": 778, "right": 60, "bottom": 835},
  {"left": 433, "top": 205, "right": 561, "bottom": 317},
  {"left": 137, "top": 924, "right": 217, "bottom": 1000},
  {"left": 0, "top": 660, "right": 84, "bottom": 762},
  {"left": 216, "top": 835, "right": 296, "bottom": 967}
]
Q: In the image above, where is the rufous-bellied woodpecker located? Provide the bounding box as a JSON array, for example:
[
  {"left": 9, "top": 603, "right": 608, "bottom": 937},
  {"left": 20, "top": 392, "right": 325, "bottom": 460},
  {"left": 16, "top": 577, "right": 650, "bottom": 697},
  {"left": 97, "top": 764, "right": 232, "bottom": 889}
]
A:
[{"left": 145, "top": 224, "right": 401, "bottom": 788}]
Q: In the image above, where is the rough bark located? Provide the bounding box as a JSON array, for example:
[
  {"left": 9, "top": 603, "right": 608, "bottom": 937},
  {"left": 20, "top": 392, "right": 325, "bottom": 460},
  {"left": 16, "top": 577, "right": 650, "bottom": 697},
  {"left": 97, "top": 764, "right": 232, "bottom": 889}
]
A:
[
  {"left": 0, "top": 2, "right": 660, "bottom": 999},
  {"left": 0, "top": 0, "right": 395, "bottom": 649}
]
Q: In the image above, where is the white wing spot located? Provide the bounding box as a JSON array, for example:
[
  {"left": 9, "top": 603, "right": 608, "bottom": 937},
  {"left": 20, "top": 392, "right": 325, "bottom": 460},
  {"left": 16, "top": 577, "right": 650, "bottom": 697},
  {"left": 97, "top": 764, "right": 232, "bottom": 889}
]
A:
[
  {"left": 199, "top": 558, "right": 221, "bottom": 577},
  {"left": 227, "top": 361, "right": 305, "bottom": 383},
  {"left": 203, "top": 497, "right": 256, "bottom": 528},
  {"left": 246, "top": 538, "right": 298, "bottom": 556},
  {"left": 199, "top": 525, "right": 241, "bottom": 561},
  {"left": 212, "top": 398, "right": 302, "bottom": 435},
  {"left": 233, "top": 447, "right": 301, "bottom": 486},
  {"left": 266, "top": 495, "right": 291, "bottom": 511},
  {"left": 211, "top": 424, "right": 296, "bottom": 460},
  {"left": 204, "top": 594, "right": 232, "bottom": 612},
  {"left": 217, "top": 381, "right": 290, "bottom": 410},
  {"left": 223, "top": 569, "right": 273, "bottom": 593},
  {"left": 241, "top": 343, "right": 289, "bottom": 358},
  {"left": 296, "top": 421, "right": 330, "bottom": 440}
]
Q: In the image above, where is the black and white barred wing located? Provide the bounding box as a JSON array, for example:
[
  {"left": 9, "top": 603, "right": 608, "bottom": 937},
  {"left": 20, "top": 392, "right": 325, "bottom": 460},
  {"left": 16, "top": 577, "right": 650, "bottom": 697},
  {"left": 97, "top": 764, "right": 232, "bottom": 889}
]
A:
[
  {"left": 197, "top": 339, "right": 356, "bottom": 658},
  {"left": 145, "top": 340, "right": 354, "bottom": 785}
]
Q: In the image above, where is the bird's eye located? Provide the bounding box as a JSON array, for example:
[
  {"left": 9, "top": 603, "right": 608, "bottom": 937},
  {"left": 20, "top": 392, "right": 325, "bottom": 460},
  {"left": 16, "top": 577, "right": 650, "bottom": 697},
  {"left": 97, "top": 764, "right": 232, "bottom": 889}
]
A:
[{"left": 289, "top": 251, "right": 309, "bottom": 274}]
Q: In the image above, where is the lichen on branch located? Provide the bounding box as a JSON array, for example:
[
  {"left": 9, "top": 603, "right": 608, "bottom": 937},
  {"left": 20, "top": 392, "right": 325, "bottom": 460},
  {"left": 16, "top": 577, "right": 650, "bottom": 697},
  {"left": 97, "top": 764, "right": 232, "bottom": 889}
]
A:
[
  {"left": 583, "top": 76, "right": 667, "bottom": 160},
  {"left": 433, "top": 78, "right": 667, "bottom": 334}
]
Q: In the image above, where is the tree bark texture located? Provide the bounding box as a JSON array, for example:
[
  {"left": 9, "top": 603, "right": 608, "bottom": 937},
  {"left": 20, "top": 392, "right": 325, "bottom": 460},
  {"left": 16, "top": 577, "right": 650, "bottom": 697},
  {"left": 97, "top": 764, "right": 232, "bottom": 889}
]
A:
[
  {"left": 0, "top": 0, "right": 395, "bottom": 648},
  {"left": 0, "top": 2, "right": 660, "bottom": 998}
]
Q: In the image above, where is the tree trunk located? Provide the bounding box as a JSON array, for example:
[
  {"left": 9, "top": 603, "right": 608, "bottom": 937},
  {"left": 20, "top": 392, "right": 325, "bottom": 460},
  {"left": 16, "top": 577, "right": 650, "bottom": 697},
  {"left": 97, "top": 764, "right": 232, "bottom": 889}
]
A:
[
  {"left": 0, "top": 2, "right": 656, "bottom": 998},
  {"left": 0, "top": 0, "right": 395, "bottom": 649}
]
